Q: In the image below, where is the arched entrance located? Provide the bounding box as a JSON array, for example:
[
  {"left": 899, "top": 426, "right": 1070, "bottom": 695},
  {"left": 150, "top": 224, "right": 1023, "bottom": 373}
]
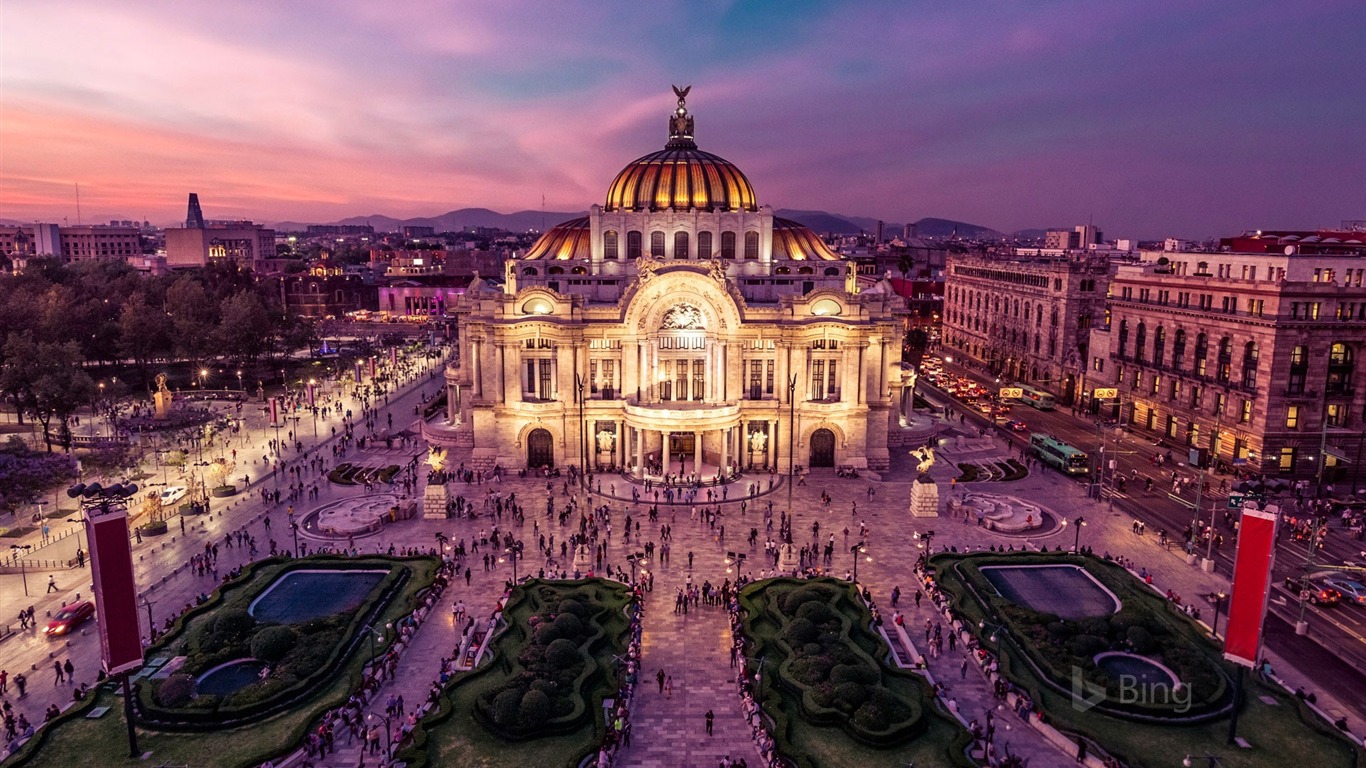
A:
[
  {"left": 527, "top": 429, "right": 554, "bottom": 468},
  {"left": 809, "top": 429, "right": 835, "bottom": 468}
]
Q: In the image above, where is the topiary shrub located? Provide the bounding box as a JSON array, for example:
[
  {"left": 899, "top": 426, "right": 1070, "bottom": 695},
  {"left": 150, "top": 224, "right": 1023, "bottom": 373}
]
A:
[
  {"left": 214, "top": 609, "right": 256, "bottom": 638},
  {"left": 830, "top": 663, "right": 877, "bottom": 686},
  {"left": 519, "top": 689, "right": 551, "bottom": 729},
  {"left": 492, "top": 688, "right": 523, "bottom": 729},
  {"left": 552, "top": 612, "right": 584, "bottom": 639},
  {"left": 1125, "top": 626, "right": 1157, "bottom": 655},
  {"left": 250, "top": 626, "right": 298, "bottom": 662},
  {"left": 1070, "top": 633, "right": 1107, "bottom": 658},
  {"left": 158, "top": 672, "right": 196, "bottom": 708},
  {"left": 784, "top": 617, "right": 818, "bottom": 645},
  {"left": 545, "top": 638, "right": 580, "bottom": 669},
  {"left": 796, "top": 600, "right": 835, "bottom": 624}
]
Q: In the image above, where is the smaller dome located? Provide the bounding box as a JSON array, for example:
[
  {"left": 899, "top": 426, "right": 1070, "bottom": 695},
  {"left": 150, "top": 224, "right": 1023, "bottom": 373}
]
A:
[
  {"left": 772, "top": 217, "right": 841, "bottom": 260},
  {"left": 522, "top": 217, "right": 590, "bottom": 260}
]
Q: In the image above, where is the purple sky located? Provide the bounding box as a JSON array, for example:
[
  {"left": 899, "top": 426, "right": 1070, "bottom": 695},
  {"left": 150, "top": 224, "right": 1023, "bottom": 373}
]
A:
[{"left": 2, "top": 0, "right": 1363, "bottom": 238}]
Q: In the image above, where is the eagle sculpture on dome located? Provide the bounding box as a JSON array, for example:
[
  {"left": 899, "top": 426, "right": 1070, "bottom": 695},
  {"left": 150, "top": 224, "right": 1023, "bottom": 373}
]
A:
[
  {"left": 669, "top": 85, "right": 695, "bottom": 141},
  {"left": 672, "top": 84, "right": 691, "bottom": 106}
]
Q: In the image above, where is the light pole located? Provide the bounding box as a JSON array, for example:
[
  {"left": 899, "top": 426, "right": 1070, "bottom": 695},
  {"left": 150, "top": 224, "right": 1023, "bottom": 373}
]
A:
[
  {"left": 236, "top": 370, "right": 243, "bottom": 392},
  {"left": 850, "top": 541, "right": 866, "bottom": 582},
  {"left": 367, "top": 711, "right": 393, "bottom": 761},
  {"left": 141, "top": 595, "right": 156, "bottom": 638},
  {"left": 574, "top": 372, "right": 586, "bottom": 480},
  {"left": 786, "top": 373, "right": 797, "bottom": 520},
  {"left": 1072, "top": 516, "right": 1086, "bottom": 554},
  {"left": 9, "top": 544, "right": 31, "bottom": 595},
  {"left": 290, "top": 521, "right": 300, "bottom": 557},
  {"left": 504, "top": 542, "right": 522, "bottom": 583},
  {"left": 199, "top": 368, "right": 208, "bottom": 391},
  {"left": 308, "top": 379, "right": 318, "bottom": 438},
  {"left": 1210, "top": 591, "right": 1227, "bottom": 640}
]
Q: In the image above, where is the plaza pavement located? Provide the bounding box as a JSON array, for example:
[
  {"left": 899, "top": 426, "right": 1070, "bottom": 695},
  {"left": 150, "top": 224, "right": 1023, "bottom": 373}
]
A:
[{"left": 5, "top": 382, "right": 1364, "bottom": 766}]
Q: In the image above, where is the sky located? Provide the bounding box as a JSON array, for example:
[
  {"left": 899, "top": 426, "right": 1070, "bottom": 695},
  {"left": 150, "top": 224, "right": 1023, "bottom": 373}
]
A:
[{"left": 2, "top": 0, "right": 1364, "bottom": 239}]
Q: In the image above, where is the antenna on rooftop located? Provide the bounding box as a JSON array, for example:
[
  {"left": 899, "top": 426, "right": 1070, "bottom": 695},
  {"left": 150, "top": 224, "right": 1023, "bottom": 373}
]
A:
[{"left": 75, "top": 183, "right": 82, "bottom": 225}]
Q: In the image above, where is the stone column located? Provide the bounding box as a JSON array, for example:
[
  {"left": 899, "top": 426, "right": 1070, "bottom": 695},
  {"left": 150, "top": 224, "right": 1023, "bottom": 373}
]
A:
[
  {"left": 662, "top": 430, "right": 671, "bottom": 476},
  {"left": 636, "top": 427, "right": 645, "bottom": 478},
  {"left": 720, "top": 425, "right": 729, "bottom": 476},
  {"left": 694, "top": 430, "right": 702, "bottom": 476}
]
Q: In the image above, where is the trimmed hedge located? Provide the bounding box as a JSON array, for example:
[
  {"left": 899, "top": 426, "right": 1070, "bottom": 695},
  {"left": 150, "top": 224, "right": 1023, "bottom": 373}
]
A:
[
  {"left": 740, "top": 578, "right": 928, "bottom": 752},
  {"left": 134, "top": 556, "right": 421, "bottom": 729}
]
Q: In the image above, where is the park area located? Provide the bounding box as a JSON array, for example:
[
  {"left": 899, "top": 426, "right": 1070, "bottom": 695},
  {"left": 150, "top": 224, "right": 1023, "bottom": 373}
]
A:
[
  {"left": 398, "top": 578, "right": 632, "bottom": 768},
  {"left": 4, "top": 555, "right": 439, "bottom": 768},
  {"left": 932, "top": 551, "right": 1366, "bottom": 768},
  {"left": 738, "top": 577, "right": 973, "bottom": 768}
]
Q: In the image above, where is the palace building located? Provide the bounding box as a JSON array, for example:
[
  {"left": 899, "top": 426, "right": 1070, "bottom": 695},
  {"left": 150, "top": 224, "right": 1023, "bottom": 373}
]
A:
[{"left": 426, "top": 90, "right": 910, "bottom": 477}]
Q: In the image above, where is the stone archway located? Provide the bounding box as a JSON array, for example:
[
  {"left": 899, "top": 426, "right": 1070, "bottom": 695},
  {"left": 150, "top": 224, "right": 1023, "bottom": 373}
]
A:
[
  {"left": 809, "top": 428, "right": 836, "bottom": 468},
  {"left": 527, "top": 428, "right": 554, "bottom": 468}
]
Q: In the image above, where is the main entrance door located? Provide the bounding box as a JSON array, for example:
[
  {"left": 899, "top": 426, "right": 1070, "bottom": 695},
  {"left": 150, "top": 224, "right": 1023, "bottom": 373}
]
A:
[
  {"left": 809, "top": 428, "right": 835, "bottom": 468},
  {"left": 527, "top": 428, "right": 554, "bottom": 468}
]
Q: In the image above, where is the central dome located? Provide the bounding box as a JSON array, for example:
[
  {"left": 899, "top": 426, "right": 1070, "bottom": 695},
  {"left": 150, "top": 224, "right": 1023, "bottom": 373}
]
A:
[{"left": 603, "top": 90, "right": 758, "bottom": 213}]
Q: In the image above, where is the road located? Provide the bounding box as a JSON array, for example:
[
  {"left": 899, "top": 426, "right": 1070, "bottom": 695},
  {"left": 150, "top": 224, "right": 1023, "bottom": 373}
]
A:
[{"left": 922, "top": 359, "right": 1366, "bottom": 724}]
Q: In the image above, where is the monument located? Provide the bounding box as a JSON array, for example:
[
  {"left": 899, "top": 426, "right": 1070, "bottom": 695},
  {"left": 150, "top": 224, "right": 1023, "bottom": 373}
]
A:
[
  {"left": 909, "top": 474, "right": 940, "bottom": 518},
  {"left": 423, "top": 446, "right": 452, "bottom": 520},
  {"left": 153, "top": 373, "right": 174, "bottom": 420}
]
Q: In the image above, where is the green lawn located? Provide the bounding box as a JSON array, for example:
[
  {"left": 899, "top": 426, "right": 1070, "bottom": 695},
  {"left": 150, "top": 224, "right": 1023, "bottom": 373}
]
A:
[
  {"left": 932, "top": 552, "right": 1365, "bottom": 768},
  {"left": 6, "top": 556, "right": 439, "bottom": 768},
  {"left": 401, "top": 579, "right": 631, "bottom": 768}
]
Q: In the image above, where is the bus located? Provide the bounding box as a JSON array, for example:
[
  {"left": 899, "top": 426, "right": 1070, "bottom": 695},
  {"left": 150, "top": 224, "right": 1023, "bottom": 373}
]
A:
[
  {"left": 1029, "top": 433, "right": 1089, "bottom": 476},
  {"left": 1018, "top": 385, "right": 1056, "bottom": 411}
]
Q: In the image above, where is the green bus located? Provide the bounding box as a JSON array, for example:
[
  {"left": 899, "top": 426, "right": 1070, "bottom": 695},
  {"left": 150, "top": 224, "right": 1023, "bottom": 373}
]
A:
[
  {"left": 1029, "top": 433, "right": 1089, "bottom": 475},
  {"left": 1018, "top": 385, "right": 1056, "bottom": 410}
]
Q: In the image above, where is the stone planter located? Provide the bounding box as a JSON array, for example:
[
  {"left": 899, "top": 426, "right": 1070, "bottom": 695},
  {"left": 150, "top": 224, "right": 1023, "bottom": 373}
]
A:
[
  {"left": 142, "top": 520, "right": 170, "bottom": 536},
  {"left": 211, "top": 485, "right": 238, "bottom": 498}
]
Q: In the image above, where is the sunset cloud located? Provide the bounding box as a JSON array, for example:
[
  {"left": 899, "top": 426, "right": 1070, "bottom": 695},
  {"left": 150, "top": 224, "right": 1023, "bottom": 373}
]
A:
[{"left": 2, "top": 0, "right": 1362, "bottom": 237}]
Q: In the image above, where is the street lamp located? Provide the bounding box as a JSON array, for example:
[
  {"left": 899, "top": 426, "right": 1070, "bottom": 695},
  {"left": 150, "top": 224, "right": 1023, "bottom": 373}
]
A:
[
  {"left": 290, "top": 521, "right": 300, "bottom": 557},
  {"left": 9, "top": 544, "right": 31, "bottom": 595},
  {"left": 1072, "top": 516, "right": 1087, "bottom": 554},
  {"left": 236, "top": 370, "right": 243, "bottom": 392},
  {"left": 1210, "top": 591, "right": 1227, "bottom": 640},
  {"left": 786, "top": 373, "right": 797, "bottom": 521},
  {"left": 504, "top": 542, "right": 522, "bottom": 584},
  {"left": 199, "top": 368, "right": 208, "bottom": 390},
  {"left": 851, "top": 541, "right": 866, "bottom": 582},
  {"left": 367, "top": 711, "right": 394, "bottom": 761},
  {"left": 308, "top": 379, "right": 318, "bottom": 437}
]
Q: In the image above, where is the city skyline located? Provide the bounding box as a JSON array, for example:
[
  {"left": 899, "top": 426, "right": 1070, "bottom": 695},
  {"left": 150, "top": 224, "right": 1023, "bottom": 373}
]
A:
[{"left": 2, "top": 0, "right": 1363, "bottom": 239}]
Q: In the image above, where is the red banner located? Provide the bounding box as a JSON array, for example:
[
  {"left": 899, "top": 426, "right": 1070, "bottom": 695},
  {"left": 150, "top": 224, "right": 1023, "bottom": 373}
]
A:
[
  {"left": 354, "top": 361, "right": 363, "bottom": 382},
  {"left": 1224, "top": 506, "right": 1279, "bottom": 668},
  {"left": 307, "top": 383, "right": 316, "bottom": 408},
  {"left": 390, "top": 346, "right": 398, "bottom": 366},
  {"left": 85, "top": 507, "right": 144, "bottom": 675},
  {"left": 269, "top": 396, "right": 279, "bottom": 426},
  {"left": 368, "top": 357, "right": 376, "bottom": 377}
]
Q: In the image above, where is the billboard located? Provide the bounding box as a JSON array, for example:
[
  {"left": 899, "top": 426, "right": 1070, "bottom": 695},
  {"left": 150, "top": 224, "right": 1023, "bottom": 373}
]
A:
[
  {"left": 85, "top": 506, "right": 145, "bottom": 676},
  {"left": 269, "top": 396, "right": 279, "bottom": 427},
  {"left": 1223, "top": 505, "right": 1279, "bottom": 668}
]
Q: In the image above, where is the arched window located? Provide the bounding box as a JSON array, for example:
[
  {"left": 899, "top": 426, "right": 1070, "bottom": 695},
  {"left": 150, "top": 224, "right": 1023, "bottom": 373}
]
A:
[
  {"left": 1035, "top": 303, "right": 1043, "bottom": 327},
  {"left": 673, "top": 231, "right": 689, "bottom": 259},
  {"left": 1241, "top": 341, "right": 1258, "bottom": 388},
  {"left": 797, "top": 266, "right": 813, "bottom": 274},
  {"left": 1134, "top": 323, "right": 1147, "bottom": 364},
  {"left": 1288, "top": 344, "right": 1309, "bottom": 395},
  {"left": 1327, "top": 342, "right": 1354, "bottom": 395},
  {"left": 1194, "top": 333, "right": 1208, "bottom": 376},
  {"left": 1153, "top": 327, "right": 1166, "bottom": 367},
  {"left": 650, "top": 231, "right": 665, "bottom": 258},
  {"left": 603, "top": 230, "right": 619, "bottom": 260},
  {"left": 522, "top": 267, "right": 538, "bottom": 275},
  {"left": 1117, "top": 320, "right": 1129, "bottom": 358},
  {"left": 743, "top": 231, "right": 759, "bottom": 259},
  {"left": 720, "top": 231, "right": 736, "bottom": 260},
  {"left": 824, "top": 267, "right": 839, "bottom": 276},
  {"left": 626, "top": 231, "right": 642, "bottom": 259},
  {"left": 697, "top": 231, "right": 713, "bottom": 259},
  {"left": 1216, "top": 336, "right": 1233, "bottom": 382},
  {"left": 548, "top": 266, "right": 564, "bottom": 275},
  {"left": 1172, "top": 330, "right": 1186, "bottom": 370}
]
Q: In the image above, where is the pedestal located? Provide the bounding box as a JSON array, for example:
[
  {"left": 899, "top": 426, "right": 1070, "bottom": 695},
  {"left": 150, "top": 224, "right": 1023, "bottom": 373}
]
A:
[
  {"left": 778, "top": 542, "right": 799, "bottom": 572},
  {"left": 1200, "top": 558, "right": 1215, "bottom": 573},
  {"left": 423, "top": 482, "right": 451, "bottom": 520},
  {"left": 909, "top": 475, "right": 940, "bottom": 518}
]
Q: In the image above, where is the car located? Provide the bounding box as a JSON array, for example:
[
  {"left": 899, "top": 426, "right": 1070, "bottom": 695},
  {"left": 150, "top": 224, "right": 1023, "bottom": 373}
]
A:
[
  {"left": 45, "top": 601, "right": 95, "bottom": 637},
  {"left": 1283, "top": 577, "right": 1342, "bottom": 606},
  {"left": 1323, "top": 578, "right": 1366, "bottom": 605},
  {"left": 159, "top": 485, "right": 188, "bottom": 506},
  {"left": 1006, "top": 420, "right": 1029, "bottom": 432}
]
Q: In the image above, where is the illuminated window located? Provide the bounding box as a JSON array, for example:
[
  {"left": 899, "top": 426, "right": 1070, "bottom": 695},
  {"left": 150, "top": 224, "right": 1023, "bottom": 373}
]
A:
[
  {"left": 1285, "top": 406, "right": 1299, "bottom": 429},
  {"left": 1278, "top": 446, "right": 1296, "bottom": 473},
  {"left": 603, "top": 231, "right": 618, "bottom": 260}
]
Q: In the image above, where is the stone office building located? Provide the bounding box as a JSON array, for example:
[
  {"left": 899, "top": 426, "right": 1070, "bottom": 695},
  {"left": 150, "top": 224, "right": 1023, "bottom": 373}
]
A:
[
  {"left": 425, "top": 91, "right": 909, "bottom": 476},
  {"left": 941, "top": 252, "right": 1109, "bottom": 403},
  {"left": 1102, "top": 243, "right": 1366, "bottom": 483}
]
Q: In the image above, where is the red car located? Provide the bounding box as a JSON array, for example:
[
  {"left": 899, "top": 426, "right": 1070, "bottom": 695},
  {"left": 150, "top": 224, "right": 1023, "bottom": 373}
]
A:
[
  {"left": 1006, "top": 420, "right": 1029, "bottom": 432},
  {"left": 45, "top": 601, "right": 95, "bottom": 637}
]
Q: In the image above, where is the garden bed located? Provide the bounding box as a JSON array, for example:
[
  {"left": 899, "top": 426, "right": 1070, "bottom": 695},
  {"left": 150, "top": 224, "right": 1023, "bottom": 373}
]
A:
[
  {"left": 931, "top": 551, "right": 1365, "bottom": 767},
  {"left": 327, "top": 462, "right": 401, "bottom": 486},
  {"left": 6, "top": 555, "right": 439, "bottom": 768},
  {"left": 739, "top": 577, "right": 972, "bottom": 767},
  {"left": 399, "top": 579, "right": 631, "bottom": 768}
]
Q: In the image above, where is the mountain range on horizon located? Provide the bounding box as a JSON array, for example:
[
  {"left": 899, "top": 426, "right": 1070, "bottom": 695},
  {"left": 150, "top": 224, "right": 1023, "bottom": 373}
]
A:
[{"left": 269, "top": 208, "right": 1008, "bottom": 240}]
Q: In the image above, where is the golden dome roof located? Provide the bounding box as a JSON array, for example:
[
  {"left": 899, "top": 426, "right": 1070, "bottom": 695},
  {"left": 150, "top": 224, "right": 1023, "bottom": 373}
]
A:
[
  {"left": 522, "top": 217, "right": 590, "bottom": 261},
  {"left": 772, "top": 217, "right": 841, "bottom": 261},
  {"left": 603, "top": 89, "right": 758, "bottom": 213}
]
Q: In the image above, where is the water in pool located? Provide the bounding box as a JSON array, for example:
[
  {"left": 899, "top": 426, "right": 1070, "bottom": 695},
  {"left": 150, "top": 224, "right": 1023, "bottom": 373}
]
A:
[
  {"left": 196, "top": 659, "right": 268, "bottom": 696},
  {"left": 249, "top": 569, "right": 387, "bottom": 624}
]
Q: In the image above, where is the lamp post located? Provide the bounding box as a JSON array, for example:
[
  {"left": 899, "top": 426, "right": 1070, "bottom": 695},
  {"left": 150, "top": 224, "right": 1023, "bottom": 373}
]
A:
[
  {"left": 199, "top": 368, "right": 208, "bottom": 391},
  {"left": 9, "top": 544, "right": 31, "bottom": 595},
  {"left": 290, "top": 521, "right": 300, "bottom": 557},
  {"left": 851, "top": 541, "right": 866, "bottom": 582},
  {"left": 308, "top": 379, "right": 318, "bottom": 437},
  {"left": 575, "top": 373, "right": 586, "bottom": 481},
  {"left": 1210, "top": 591, "right": 1227, "bottom": 639},
  {"left": 1072, "top": 516, "right": 1087, "bottom": 554},
  {"left": 236, "top": 370, "right": 244, "bottom": 392},
  {"left": 786, "top": 373, "right": 797, "bottom": 520},
  {"left": 504, "top": 542, "right": 522, "bottom": 584},
  {"left": 367, "top": 711, "right": 394, "bottom": 761},
  {"left": 141, "top": 595, "right": 156, "bottom": 638}
]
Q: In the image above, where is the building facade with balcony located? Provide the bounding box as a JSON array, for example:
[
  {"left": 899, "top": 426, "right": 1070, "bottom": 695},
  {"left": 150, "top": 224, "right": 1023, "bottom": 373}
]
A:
[
  {"left": 941, "top": 252, "right": 1109, "bottom": 403},
  {"left": 1102, "top": 246, "right": 1366, "bottom": 483},
  {"left": 429, "top": 91, "right": 908, "bottom": 475}
]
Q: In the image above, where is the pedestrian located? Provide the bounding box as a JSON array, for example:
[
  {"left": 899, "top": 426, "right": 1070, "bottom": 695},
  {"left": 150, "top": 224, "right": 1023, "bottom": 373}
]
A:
[
  {"left": 47, "top": 575, "right": 57, "bottom": 593},
  {"left": 15, "top": 672, "right": 27, "bottom": 697},
  {"left": 665, "top": 675, "right": 673, "bottom": 698},
  {"left": 705, "top": 709, "right": 714, "bottom": 736},
  {"left": 657, "top": 668, "right": 666, "bottom": 694},
  {"left": 53, "top": 660, "right": 64, "bottom": 685},
  {"left": 961, "top": 658, "right": 969, "bottom": 680},
  {"left": 63, "top": 659, "right": 74, "bottom": 682},
  {"left": 915, "top": 589, "right": 923, "bottom": 609},
  {"left": 891, "top": 585, "right": 901, "bottom": 607}
]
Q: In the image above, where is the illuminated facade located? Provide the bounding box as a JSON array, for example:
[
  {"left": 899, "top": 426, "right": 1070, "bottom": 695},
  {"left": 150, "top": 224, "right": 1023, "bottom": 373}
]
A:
[{"left": 427, "top": 91, "right": 909, "bottom": 476}]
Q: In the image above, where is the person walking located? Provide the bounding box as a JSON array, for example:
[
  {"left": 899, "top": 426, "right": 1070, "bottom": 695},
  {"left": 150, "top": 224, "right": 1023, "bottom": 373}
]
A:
[
  {"left": 705, "top": 709, "right": 714, "bottom": 736},
  {"left": 657, "top": 668, "right": 666, "bottom": 694},
  {"left": 53, "top": 660, "right": 64, "bottom": 685},
  {"left": 63, "top": 659, "right": 74, "bottom": 683},
  {"left": 47, "top": 575, "right": 57, "bottom": 593}
]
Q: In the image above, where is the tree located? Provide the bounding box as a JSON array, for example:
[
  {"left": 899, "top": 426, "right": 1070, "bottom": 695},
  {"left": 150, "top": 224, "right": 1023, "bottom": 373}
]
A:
[
  {"left": 166, "top": 278, "right": 216, "bottom": 371},
  {"left": 216, "top": 291, "right": 272, "bottom": 365},
  {"left": 119, "top": 291, "right": 171, "bottom": 389},
  {"left": 0, "top": 436, "right": 77, "bottom": 522},
  {"left": 0, "top": 333, "right": 39, "bottom": 426},
  {"left": 28, "top": 341, "right": 96, "bottom": 451}
]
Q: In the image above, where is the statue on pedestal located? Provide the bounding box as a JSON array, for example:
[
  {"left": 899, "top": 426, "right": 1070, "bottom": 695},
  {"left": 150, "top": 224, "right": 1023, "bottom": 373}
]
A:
[{"left": 153, "top": 373, "right": 173, "bottom": 420}]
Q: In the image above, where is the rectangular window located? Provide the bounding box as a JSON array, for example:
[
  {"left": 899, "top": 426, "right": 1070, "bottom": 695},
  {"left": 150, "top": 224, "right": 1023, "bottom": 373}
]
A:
[
  {"left": 1327, "top": 403, "right": 1344, "bottom": 427},
  {"left": 1213, "top": 392, "right": 1225, "bottom": 416},
  {"left": 749, "top": 361, "right": 762, "bottom": 399},
  {"left": 1240, "top": 399, "right": 1251, "bottom": 423},
  {"left": 1310, "top": 302, "right": 1321, "bottom": 320},
  {"left": 692, "top": 359, "right": 705, "bottom": 400},
  {"left": 674, "top": 361, "right": 687, "bottom": 401},
  {"left": 1279, "top": 446, "right": 1296, "bottom": 473},
  {"left": 589, "top": 360, "right": 598, "bottom": 394},
  {"left": 811, "top": 360, "right": 825, "bottom": 400},
  {"left": 1190, "top": 385, "right": 1202, "bottom": 409},
  {"left": 1285, "top": 405, "right": 1299, "bottom": 429},
  {"left": 627, "top": 231, "right": 642, "bottom": 259},
  {"left": 697, "top": 231, "right": 713, "bottom": 260},
  {"left": 766, "top": 360, "right": 775, "bottom": 394},
  {"left": 651, "top": 231, "right": 666, "bottom": 259},
  {"left": 538, "top": 360, "right": 552, "bottom": 401},
  {"left": 1166, "top": 414, "right": 1178, "bottom": 438},
  {"left": 1170, "top": 379, "right": 1182, "bottom": 401}
]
